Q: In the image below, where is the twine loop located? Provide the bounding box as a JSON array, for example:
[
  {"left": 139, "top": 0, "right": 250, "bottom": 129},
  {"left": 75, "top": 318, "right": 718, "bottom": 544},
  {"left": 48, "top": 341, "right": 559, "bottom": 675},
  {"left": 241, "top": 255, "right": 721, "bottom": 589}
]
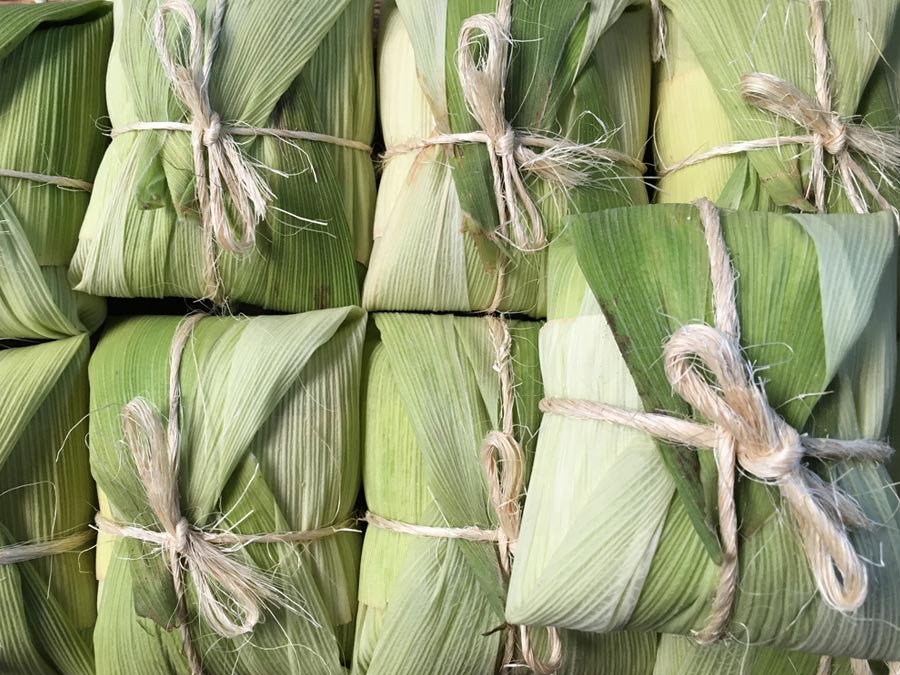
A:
[
  {"left": 150, "top": 0, "right": 271, "bottom": 302},
  {"left": 541, "top": 199, "right": 892, "bottom": 643}
]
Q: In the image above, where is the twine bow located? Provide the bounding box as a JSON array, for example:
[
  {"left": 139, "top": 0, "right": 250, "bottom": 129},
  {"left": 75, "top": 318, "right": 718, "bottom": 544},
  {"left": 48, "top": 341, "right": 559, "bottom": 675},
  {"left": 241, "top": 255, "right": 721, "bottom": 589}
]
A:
[
  {"left": 96, "top": 314, "right": 354, "bottom": 674},
  {"left": 541, "top": 199, "right": 892, "bottom": 643}
]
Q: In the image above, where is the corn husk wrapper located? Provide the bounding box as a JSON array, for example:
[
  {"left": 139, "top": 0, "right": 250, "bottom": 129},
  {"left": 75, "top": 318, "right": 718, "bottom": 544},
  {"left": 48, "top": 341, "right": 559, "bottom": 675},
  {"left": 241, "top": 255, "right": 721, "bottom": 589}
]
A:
[
  {"left": 0, "top": 1, "right": 110, "bottom": 340},
  {"left": 91, "top": 309, "right": 364, "bottom": 674},
  {"left": 508, "top": 204, "right": 900, "bottom": 659},
  {"left": 363, "top": 1, "right": 649, "bottom": 318},
  {"left": 354, "top": 313, "right": 657, "bottom": 674},
  {"left": 0, "top": 335, "right": 95, "bottom": 674},
  {"left": 653, "top": 0, "right": 900, "bottom": 212},
  {"left": 70, "top": 0, "right": 375, "bottom": 310}
]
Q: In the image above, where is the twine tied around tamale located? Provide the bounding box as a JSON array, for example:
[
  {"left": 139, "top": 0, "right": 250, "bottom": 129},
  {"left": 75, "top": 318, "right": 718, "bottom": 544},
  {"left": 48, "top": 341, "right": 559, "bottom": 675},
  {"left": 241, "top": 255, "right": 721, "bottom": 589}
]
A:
[
  {"left": 109, "top": 0, "right": 372, "bottom": 304},
  {"left": 0, "top": 530, "right": 93, "bottom": 565},
  {"left": 658, "top": 0, "right": 900, "bottom": 221},
  {"left": 365, "top": 317, "right": 561, "bottom": 674},
  {"left": 540, "top": 198, "right": 892, "bottom": 644},
  {"left": 382, "top": 0, "right": 646, "bottom": 259},
  {"left": 0, "top": 168, "right": 92, "bottom": 191},
  {"left": 94, "top": 314, "right": 356, "bottom": 675}
]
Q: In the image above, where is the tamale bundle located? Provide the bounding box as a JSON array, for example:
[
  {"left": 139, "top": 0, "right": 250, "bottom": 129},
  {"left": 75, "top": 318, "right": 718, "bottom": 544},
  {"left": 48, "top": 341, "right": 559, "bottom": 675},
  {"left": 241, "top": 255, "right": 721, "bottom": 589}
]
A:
[
  {"left": 363, "top": 0, "right": 649, "bottom": 318},
  {"left": 71, "top": 0, "right": 375, "bottom": 311},
  {"left": 509, "top": 202, "right": 900, "bottom": 660},
  {"left": 90, "top": 309, "right": 364, "bottom": 674},
  {"left": 0, "top": 1, "right": 111, "bottom": 340},
  {"left": 355, "top": 313, "right": 658, "bottom": 674},
  {"left": 652, "top": 0, "right": 900, "bottom": 213},
  {"left": 0, "top": 335, "right": 95, "bottom": 674}
]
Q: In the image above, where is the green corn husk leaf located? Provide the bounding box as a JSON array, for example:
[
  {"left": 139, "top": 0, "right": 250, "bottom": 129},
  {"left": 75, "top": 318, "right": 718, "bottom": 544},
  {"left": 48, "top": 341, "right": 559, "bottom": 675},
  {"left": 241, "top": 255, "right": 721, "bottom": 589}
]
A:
[
  {"left": 354, "top": 313, "right": 657, "bottom": 674},
  {"left": 0, "top": 335, "right": 96, "bottom": 674},
  {"left": 90, "top": 309, "right": 365, "bottom": 674},
  {"left": 0, "top": 1, "right": 111, "bottom": 340},
  {"left": 652, "top": 635, "right": 857, "bottom": 675},
  {"left": 653, "top": 0, "right": 900, "bottom": 212},
  {"left": 363, "top": 1, "right": 649, "bottom": 318},
  {"left": 508, "top": 204, "right": 900, "bottom": 660},
  {"left": 70, "top": 0, "right": 375, "bottom": 311}
]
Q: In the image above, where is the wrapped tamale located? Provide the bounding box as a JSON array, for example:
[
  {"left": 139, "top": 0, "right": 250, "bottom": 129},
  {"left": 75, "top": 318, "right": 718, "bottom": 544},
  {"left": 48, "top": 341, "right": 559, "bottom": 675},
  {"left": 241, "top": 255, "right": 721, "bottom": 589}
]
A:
[
  {"left": 0, "top": 335, "right": 95, "bottom": 674},
  {"left": 70, "top": 0, "right": 375, "bottom": 311},
  {"left": 653, "top": 0, "right": 900, "bottom": 212},
  {"left": 90, "top": 309, "right": 364, "bottom": 674},
  {"left": 355, "top": 313, "right": 658, "bottom": 674},
  {"left": 0, "top": 1, "right": 111, "bottom": 340},
  {"left": 509, "top": 203, "right": 900, "bottom": 660},
  {"left": 363, "top": 1, "right": 649, "bottom": 317}
]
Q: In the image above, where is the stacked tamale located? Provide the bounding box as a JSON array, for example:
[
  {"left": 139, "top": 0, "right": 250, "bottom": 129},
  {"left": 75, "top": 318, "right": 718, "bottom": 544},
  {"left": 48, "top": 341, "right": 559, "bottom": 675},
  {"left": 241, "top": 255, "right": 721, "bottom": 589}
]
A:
[
  {"left": 3, "top": 0, "right": 900, "bottom": 673},
  {"left": 91, "top": 311, "right": 365, "bottom": 674},
  {"left": 0, "top": 3, "right": 111, "bottom": 673},
  {"left": 70, "top": 0, "right": 376, "bottom": 311}
]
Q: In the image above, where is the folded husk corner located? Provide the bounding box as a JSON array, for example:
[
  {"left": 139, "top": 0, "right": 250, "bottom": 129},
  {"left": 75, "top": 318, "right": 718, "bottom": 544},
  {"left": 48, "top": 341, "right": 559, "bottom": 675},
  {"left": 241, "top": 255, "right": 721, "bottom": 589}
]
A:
[
  {"left": 509, "top": 203, "right": 900, "bottom": 660},
  {"left": 0, "top": 0, "right": 111, "bottom": 340},
  {"left": 91, "top": 309, "right": 365, "bottom": 674},
  {"left": 0, "top": 335, "right": 95, "bottom": 674},
  {"left": 70, "top": 0, "right": 376, "bottom": 311},
  {"left": 354, "top": 313, "right": 658, "bottom": 674},
  {"left": 363, "top": 0, "right": 650, "bottom": 318}
]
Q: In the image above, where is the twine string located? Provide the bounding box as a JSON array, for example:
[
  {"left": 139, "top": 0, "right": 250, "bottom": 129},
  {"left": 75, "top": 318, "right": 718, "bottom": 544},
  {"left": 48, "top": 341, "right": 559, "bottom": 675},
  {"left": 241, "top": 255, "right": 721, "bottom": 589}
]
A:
[
  {"left": 0, "top": 530, "right": 93, "bottom": 566},
  {"left": 540, "top": 198, "right": 891, "bottom": 642},
  {"left": 0, "top": 168, "right": 92, "bottom": 192}
]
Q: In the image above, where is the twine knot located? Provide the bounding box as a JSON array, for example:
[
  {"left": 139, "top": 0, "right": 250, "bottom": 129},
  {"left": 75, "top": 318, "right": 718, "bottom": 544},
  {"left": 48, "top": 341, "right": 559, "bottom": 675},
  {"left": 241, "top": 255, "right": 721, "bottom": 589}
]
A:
[
  {"left": 173, "top": 517, "right": 191, "bottom": 555},
  {"left": 664, "top": 323, "right": 805, "bottom": 483},
  {"left": 495, "top": 127, "right": 518, "bottom": 158},
  {"left": 201, "top": 113, "right": 223, "bottom": 147},
  {"left": 820, "top": 117, "right": 848, "bottom": 156}
]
